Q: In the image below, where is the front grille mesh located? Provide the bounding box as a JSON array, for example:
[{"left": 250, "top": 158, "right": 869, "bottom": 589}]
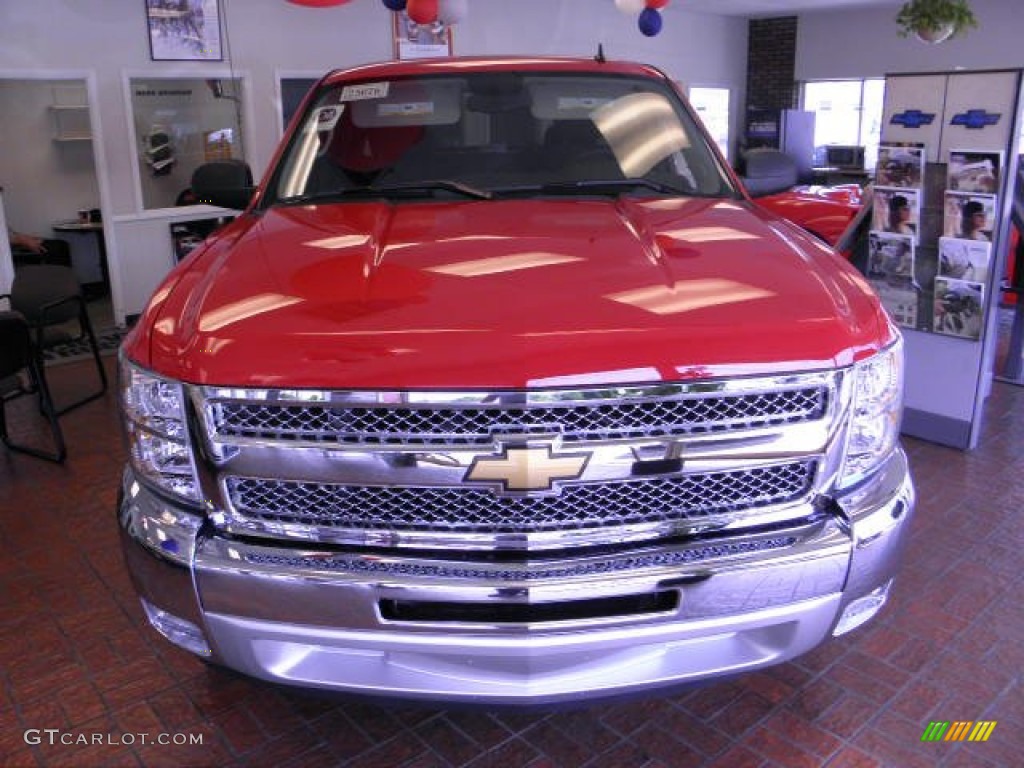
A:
[
  {"left": 210, "top": 387, "right": 827, "bottom": 446},
  {"left": 226, "top": 461, "right": 816, "bottom": 534},
  {"left": 243, "top": 536, "right": 800, "bottom": 581}
]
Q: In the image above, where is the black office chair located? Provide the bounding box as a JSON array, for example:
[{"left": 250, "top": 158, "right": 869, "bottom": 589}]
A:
[
  {"left": 0, "top": 310, "right": 65, "bottom": 463},
  {"left": 1, "top": 265, "right": 108, "bottom": 415},
  {"left": 10, "top": 237, "right": 73, "bottom": 268}
]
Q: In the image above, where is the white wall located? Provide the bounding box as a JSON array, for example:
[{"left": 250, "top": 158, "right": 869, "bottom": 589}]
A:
[
  {"left": 0, "top": 80, "right": 100, "bottom": 238},
  {"left": 0, "top": 0, "right": 747, "bottom": 324},
  {"left": 796, "top": 0, "right": 1023, "bottom": 81}
]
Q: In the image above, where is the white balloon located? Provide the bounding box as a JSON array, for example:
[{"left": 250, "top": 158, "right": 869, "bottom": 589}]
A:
[
  {"left": 615, "top": 0, "right": 645, "bottom": 14},
  {"left": 438, "top": 0, "right": 468, "bottom": 24}
]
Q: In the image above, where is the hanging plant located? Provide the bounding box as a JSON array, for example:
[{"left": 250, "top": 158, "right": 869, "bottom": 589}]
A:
[{"left": 895, "top": 0, "right": 978, "bottom": 44}]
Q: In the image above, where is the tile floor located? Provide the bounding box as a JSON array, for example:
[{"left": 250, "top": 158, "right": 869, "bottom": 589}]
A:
[{"left": 1, "top": 356, "right": 1021, "bottom": 768}]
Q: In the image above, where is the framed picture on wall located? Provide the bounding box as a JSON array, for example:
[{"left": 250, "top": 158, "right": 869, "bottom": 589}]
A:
[
  {"left": 146, "top": 0, "right": 223, "bottom": 61},
  {"left": 391, "top": 11, "right": 454, "bottom": 60}
]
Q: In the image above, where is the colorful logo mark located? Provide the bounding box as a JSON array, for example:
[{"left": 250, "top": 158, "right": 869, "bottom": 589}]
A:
[
  {"left": 890, "top": 110, "right": 936, "bottom": 128},
  {"left": 921, "top": 721, "right": 997, "bottom": 742},
  {"left": 950, "top": 110, "right": 1001, "bottom": 129}
]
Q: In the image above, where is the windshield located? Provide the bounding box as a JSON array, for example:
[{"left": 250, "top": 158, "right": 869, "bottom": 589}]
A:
[{"left": 268, "top": 71, "right": 736, "bottom": 205}]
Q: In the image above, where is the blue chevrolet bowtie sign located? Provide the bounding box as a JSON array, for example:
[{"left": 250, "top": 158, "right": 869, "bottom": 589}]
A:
[
  {"left": 950, "top": 109, "right": 1001, "bottom": 129},
  {"left": 890, "top": 110, "right": 936, "bottom": 128}
]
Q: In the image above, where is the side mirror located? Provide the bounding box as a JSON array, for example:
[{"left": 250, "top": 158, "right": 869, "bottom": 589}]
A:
[{"left": 191, "top": 160, "right": 255, "bottom": 210}]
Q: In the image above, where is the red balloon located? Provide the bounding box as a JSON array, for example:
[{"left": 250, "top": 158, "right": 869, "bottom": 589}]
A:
[
  {"left": 406, "top": 0, "right": 439, "bottom": 24},
  {"left": 646, "top": 0, "right": 670, "bottom": 8},
  {"left": 286, "top": 0, "right": 352, "bottom": 6}
]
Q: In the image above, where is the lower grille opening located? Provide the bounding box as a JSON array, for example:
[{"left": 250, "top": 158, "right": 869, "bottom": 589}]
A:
[{"left": 379, "top": 590, "right": 679, "bottom": 624}]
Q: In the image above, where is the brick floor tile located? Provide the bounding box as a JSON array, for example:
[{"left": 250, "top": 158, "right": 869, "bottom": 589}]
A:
[
  {"left": 463, "top": 737, "right": 541, "bottom": 768},
  {"left": 415, "top": 714, "right": 486, "bottom": 766},
  {"left": 743, "top": 725, "right": 824, "bottom": 768},
  {"left": 216, "top": 705, "right": 268, "bottom": 756},
  {"left": 786, "top": 677, "right": 845, "bottom": 720},
  {"left": 147, "top": 687, "right": 204, "bottom": 731},
  {"left": 1, "top": 749, "right": 41, "bottom": 768},
  {"left": 679, "top": 680, "right": 747, "bottom": 721},
  {"left": 231, "top": 727, "right": 327, "bottom": 768},
  {"left": 710, "top": 692, "right": 777, "bottom": 736},
  {"left": 759, "top": 708, "right": 842, "bottom": 759},
  {"left": 441, "top": 710, "right": 512, "bottom": 750},
  {"left": 655, "top": 705, "right": 732, "bottom": 757},
  {"left": 823, "top": 746, "right": 882, "bottom": 768},
  {"left": 706, "top": 745, "right": 767, "bottom": 768},
  {"left": 815, "top": 694, "right": 877, "bottom": 741},
  {"left": 308, "top": 709, "right": 374, "bottom": 759}
]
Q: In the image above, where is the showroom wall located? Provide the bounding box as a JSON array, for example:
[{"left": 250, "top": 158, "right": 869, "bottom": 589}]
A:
[
  {"left": 796, "top": 0, "right": 1022, "bottom": 81},
  {"left": 0, "top": 0, "right": 748, "bottom": 321},
  {"left": 0, "top": 0, "right": 748, "bottom": 215}
]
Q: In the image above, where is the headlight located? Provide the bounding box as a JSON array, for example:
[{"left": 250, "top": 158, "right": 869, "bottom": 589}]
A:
[
  {"left": 120, "top": 357, "right": 202, "bottom": 504},
  {"left": 840, "top": 338, "right": 904, "bottom": 487}
]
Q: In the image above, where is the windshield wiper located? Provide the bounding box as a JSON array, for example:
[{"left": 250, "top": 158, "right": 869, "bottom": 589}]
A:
[
  {"left": 280, "top": 179, "right": 491, "bottom": 206},
  {"left": 373, "top": 180, "right": 492, "bottom": 200},
  {"left": 539, "top": 179, "right": 689, "bottom": 196}
]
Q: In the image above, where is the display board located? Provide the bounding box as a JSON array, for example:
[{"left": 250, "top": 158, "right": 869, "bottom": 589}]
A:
[{"left": 871, "top": 70, "right": 1022, "bottom": 449}]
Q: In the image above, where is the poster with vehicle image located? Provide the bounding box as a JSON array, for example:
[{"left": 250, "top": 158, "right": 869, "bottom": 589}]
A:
[
  {"left": 867, "top": 231, "right": 917, "bottom": 289},
  {"left": 875, "top": 144, "right": 925, "bottom": 188},
  {"left": 933, "top": 276, "right": 984, "bottom": 340},
  {"left": 872, "top": 283, "right": 919, "bottom": 328},
  {"left": 871, "top": 187, "right": 920, "bottom": 243},
  {"left": 946, "top": 150, "right": 1001, "bottom": 194},
  {"left": 938, "top": 236, "right": 992, "bottom": 284},
  {"left": 942, "top": 192, "right": 997, "bottom": 241}
]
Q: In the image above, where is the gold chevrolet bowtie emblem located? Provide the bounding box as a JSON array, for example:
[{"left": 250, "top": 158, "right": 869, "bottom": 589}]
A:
[{"left": 465, "top": 446, "right": 590, "bottom": 492}]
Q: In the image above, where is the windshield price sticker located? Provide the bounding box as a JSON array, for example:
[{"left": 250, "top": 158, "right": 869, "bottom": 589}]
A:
[
  {"left": 313, "top": 105, "right": 344, "bottom": 131},
  {"left": 557, "top": 97, "right": 610, "bottom": 112},
  {"left": 341, "top": 82, "right": 390, "bottom": 101},
  {"left": 379, "top": 102, "right": 435, "bottom": 118}
]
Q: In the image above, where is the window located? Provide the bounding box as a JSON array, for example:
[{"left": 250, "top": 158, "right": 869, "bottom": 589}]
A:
[
  {"left": 802, "top": 79, "right": 884, "bottom": 170},
  {"left": 129, "top": 76, "right": 245, "bottom": 210},
  {"left": 689, "top": 87, "right": 731, "bottom": 162}
]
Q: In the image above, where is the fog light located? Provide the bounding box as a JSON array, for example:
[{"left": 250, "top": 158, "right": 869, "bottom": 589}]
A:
[
  {"left": 141, "top": 599, "right": 212, "bottom": 657},
  {"left": 833, "top": 579, "right": 892, "bottom": 636}
]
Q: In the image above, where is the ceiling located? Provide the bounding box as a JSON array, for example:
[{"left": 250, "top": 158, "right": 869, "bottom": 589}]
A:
[{"left": 677, "top": 0, "right": 898, "bottom": 17}]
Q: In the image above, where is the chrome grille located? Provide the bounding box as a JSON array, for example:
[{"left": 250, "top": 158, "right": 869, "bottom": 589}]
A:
[
  {"left": 242, "top": 536, "right": 800, "bottom": 581},
  {"left": 209, "top": 387, "right": 827, "bottom": 446},
  {"left": 225, "top": 461, "right": 816, "bottom": 534}
]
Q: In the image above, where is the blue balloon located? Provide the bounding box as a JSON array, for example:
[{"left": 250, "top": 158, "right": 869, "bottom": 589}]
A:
[
  {"left": 382, "top": 0, "right": 407, "bottom": 10},
  {"left": 638, "top": 7, "right": 663, "bottom": 36}
]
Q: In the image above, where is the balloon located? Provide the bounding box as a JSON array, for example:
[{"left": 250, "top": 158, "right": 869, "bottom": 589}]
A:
[
  {"left": 638, "top": 7, "right": 662, "bottom": 35},
  {"left": 406, "top": 0, "right": 438, "bottom": 24},
  {"left": 646, "top": 0, "right": 670, "bottom": 8},
  {"left": 382, "top": 0, "right": 407, "bottom": 10},
  {"left": 438, "top": 0, "right": 468, "bottom": 25},
  {"left": 615, "top": 0, "right": 646, "bottom": 15}
]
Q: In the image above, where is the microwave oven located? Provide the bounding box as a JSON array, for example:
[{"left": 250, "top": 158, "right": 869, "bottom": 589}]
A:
[{"left": 820, "top": 144, "right": 866, "bottom": 171}]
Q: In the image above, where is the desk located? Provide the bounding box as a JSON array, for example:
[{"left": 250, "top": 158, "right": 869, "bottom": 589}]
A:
[{"left": 52, "top": 220, "right": 109, "bottom": 298}]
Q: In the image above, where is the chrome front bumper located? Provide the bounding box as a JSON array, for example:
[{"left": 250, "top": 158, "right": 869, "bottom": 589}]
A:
[{"left": 118, "top": 449, "right": 914, "bottom": 706}]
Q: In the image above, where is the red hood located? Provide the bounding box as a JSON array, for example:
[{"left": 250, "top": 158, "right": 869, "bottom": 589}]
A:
[{"left": 131, "top": 197, "right": 887, "bottom": 388}]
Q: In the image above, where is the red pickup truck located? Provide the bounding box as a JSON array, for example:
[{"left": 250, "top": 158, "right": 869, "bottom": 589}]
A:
[{"left": 118, "top": 56, "right": 914, "bottom": 705}]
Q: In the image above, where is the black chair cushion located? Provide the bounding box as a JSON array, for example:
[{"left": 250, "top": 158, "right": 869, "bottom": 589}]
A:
[{"left": 11, "top": 265, "right": 83, "bottom": 326}]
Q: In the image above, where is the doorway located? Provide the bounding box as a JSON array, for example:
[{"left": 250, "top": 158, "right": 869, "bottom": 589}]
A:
[{"left": 0, "top": 77, "right": 111, "bottom": 330}]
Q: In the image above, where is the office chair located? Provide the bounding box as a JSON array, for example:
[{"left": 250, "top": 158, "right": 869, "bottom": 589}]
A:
[
  {"left": 0, "top": 310, "right": 66, "bottom": 462},
  {"left": 1, "top": 265, "right": 109, "bottom": 416},
  {"left": 10, "top": 237, "right": 73, "bottom": 268}
]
